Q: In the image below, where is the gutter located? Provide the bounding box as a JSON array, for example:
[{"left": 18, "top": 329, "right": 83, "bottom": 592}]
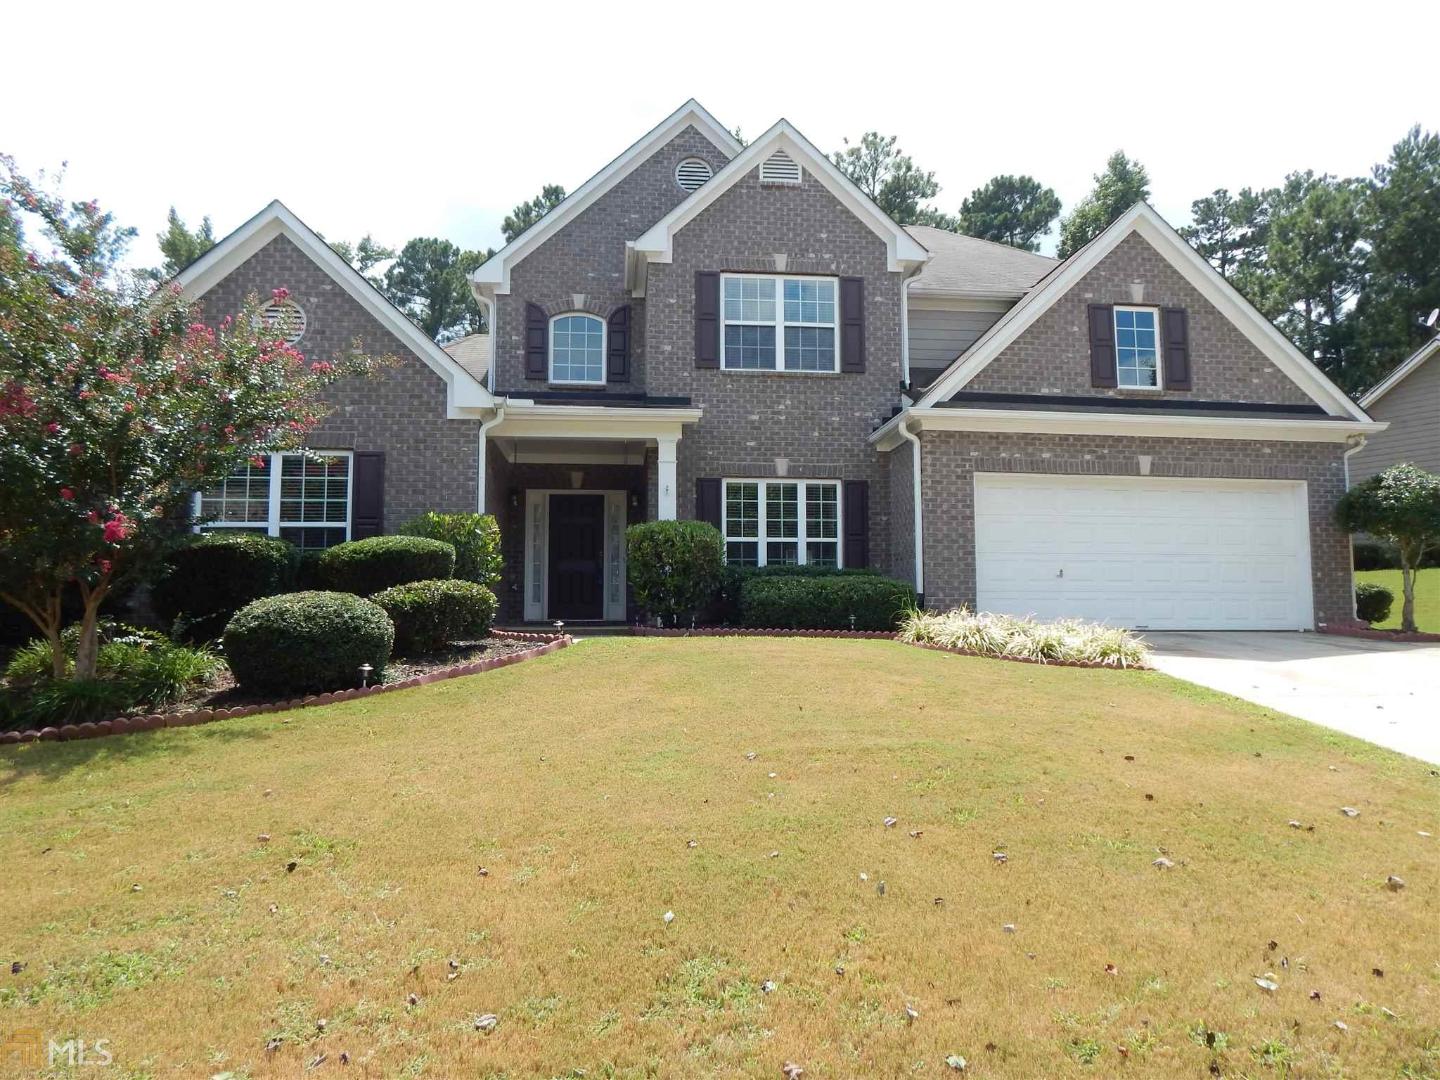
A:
[
  {"left": 895, "top": 413, "right": 924, "bottom": 602},
  {"left": 476, "top": 404, "right": 507, "bottom": 514}
]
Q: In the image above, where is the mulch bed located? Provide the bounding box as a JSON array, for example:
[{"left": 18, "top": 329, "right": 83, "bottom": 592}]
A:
[{"left": 178, "top": 635, "right": 540, "bottom": 713}]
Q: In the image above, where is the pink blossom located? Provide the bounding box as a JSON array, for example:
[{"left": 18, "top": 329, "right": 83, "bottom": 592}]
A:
[
  {"left": 272, "top": 287, "right": 290, "bottom": 302},
  {"left": 86, "top": 510, "right": 100, "bottom": 523},
  {"left": 60, "top": 487, "right": 75, "bottom": 501},
  {"left": 97, "top": 559, "right": 113, "bottom": 575},
  {"left": 46, "top": 421, "right": 60, "bottom": 434}
]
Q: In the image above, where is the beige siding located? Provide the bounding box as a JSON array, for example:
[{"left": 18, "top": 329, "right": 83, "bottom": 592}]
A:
[
  {"left": 1350, "top": 354, "right": 1440, "bottom": 484},
  {"left": 907, "top": 305, "right": 1006, "bottom": 387}
]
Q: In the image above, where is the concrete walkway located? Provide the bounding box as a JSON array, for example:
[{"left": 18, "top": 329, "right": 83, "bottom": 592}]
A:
[{"left": 1143, "top": 631, "right": 1440, "bottom": 764}]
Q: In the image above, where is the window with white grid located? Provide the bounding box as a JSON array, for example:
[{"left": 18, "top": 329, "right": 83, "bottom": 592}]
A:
[
  {"left": 196, "top": 451, "right": 352, "bottom": 551},
  {"left": 721, "top": 274, "right": 838, "bottom": 372},
  {"left": 722, "top": 479, "right": 840, "bottom": 567}
]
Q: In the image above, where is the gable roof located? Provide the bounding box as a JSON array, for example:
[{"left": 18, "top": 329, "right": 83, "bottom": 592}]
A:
[
  {"left": 174, "top": 200, "right": 496, "bottom": 414},
  {"left": 443, "top": 332, "right": 490, "bottom": 382},
  {"left": 471, "top": 100, "right": 742, "bottom": 295},
  {"left": 903, "top": 225, "right": 1055, "bottom": 299},
  {"left": 1360, "top": 335, "right": 1439, "bottom": 407},
  {"left": 631, "top": 120, "right": 931, "bottom": 276},
  {"left": 913, "top": 202, "right": 1370, "bottom": 422}
]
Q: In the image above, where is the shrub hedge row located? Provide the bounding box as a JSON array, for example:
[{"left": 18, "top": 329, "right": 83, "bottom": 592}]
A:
[
  {"left": 223, "top": 591, "right": 394, "bottom": 696},
  {"left": 370, "top": 579, "right": 497, "bottom": 655},
  {"left": 738, "top": 573, "right": 916, "bottom": 631},
  {"left": 318, "top": 535, "right": 456, "bottom": 595}
]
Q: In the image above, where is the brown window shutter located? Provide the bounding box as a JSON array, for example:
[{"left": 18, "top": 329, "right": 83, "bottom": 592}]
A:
[
  {"left": 695, "top": 478, "right": 722, "bottom": 529},
  {"left": 840, "top": 276, "right": 866, "bottom": 373},
  {"left": 694, "top": 271, "right": 720, "bottom": 368},
  {"left": 1088, "top": 304, "right": 1117, "bottom": 388},
  {"left": 524, "top": 302, "right": 548, "bottom": 380},
  {"left": 607, "top": 304, "right": 631, "bottom": 383},
  {"left": 842, "top": 480, "right": 869, "bottom": 568},
  {"left": 1162, "top": 307, "right": 1191, "bottom": 390},
  {"left": 351, "top": 451, "right": 385, "bottom": 539}
]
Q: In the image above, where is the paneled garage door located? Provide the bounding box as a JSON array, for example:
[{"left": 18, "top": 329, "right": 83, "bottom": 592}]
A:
[{"left": 974, "top": 474, "right": 1313, "bottom": 630}]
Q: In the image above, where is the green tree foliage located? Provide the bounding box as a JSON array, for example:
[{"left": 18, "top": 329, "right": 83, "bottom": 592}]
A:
[
  {"left": 1353, "top": 126, "right": 1440, "bottom": 378},
  {"left": 956, "top": 175, "right": 1061, "bottom": 251},
  {"left": 832, "top": 132, "right": 956, "bottom": 228},
  {"left": 381, "top": 237, "right": 491, "bottom": 342},
  {"left": 1057, "top": 152, "right": 1150, "bottom": 258},
  {"left": 329, "top": 234, "right": 396, "bottom": 289},
  {"left": 1336, "top": 464, "right": 1440, "bottom": 632},
  {"left": 502, "top": 184, "right": 566, "bottom": 244},
  {"left": 0, "top": 156, "right": 386, "bottom": 679},
  {"left": 1180, "top": 188, "right": 1269, "bottom": 278},
  {"left": 153, "top": 207, "right": 215, "bottom": 278}
]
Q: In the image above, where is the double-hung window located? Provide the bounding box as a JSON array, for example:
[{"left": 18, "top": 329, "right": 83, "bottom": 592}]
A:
[
  {"left": 550, "top": 313, "right": 606, "bottom": 385},
  {"left": 196, "top": 451, "right": 353, "bottom": 551},
  {"left": 721, "top": 274, "right": 838, "bottom": 372},
  {"left": 1114, "top": 306, "right": 1162, "bottom": 389},
  {"left": 722, "top": 479, "right": 840, "bottom": 567}
]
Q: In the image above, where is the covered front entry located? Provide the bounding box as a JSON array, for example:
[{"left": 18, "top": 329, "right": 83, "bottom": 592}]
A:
[
  {"left": 973, "top": 473, "right": 1314, "bottom": 630},
  {"left": 523, "top": 489, "right": 629, "bottom": 622}
]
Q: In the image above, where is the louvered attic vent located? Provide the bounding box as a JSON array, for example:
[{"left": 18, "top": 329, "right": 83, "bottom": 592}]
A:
[
  {"left": 255, "top": 298, "right": 307, "bottom": 345},
  {"left": 759, "top": 148, "right": 802, "bottom": 185},
  {"left": 675, "top": 157, "right": 713, "bottom": 192}
]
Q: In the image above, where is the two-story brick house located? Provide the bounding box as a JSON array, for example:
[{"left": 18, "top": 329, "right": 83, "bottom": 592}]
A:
[{"left": 177, "top": 100, "right": 1383, "bottom": 630}]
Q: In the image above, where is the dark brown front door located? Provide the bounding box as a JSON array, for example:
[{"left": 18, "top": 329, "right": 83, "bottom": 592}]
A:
[{"left": 548, "top": 494, "right": 605, "bottom": 620}]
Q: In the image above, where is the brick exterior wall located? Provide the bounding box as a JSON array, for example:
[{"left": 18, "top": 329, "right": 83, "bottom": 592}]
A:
[
  {"left": 886, "top": 440, "right": 915, "bottom": 587},
  {"left": 915, "top": 430, "right": 1353, "bottom": 627},
  {"left": 965, "top": 233, "right": 1317, "bottom": 407},
  {"left": 642, "top": 170, "right": 907, "bottom": 573},
  {"left": 492, "top": 125, "right": 731, "bottom": 395},
  {"left": 197, "top": 235, "right": 481, "bottom": 531}
]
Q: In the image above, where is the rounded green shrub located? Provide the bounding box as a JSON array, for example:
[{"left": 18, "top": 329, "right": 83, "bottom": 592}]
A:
[
  {"left": 369, "top": 579, "right": 498, "bottom": 654},
  {"left": 398, "top": 512, "right": 502, "bottom": 587},
  {"left": 626, "top": 521, "right": 725, "bottom": 625},
  {"left": 152, "top": 533, "right": 298, "bottom": 640},
  {"left": 318, "top": 535, "right": 456, "bottom": 595},
  {"left": 738, "top": 573, "right": 916, "bottom": 631},
  {"left": 223, "top": 591, "right": 393, "bottom": 695},
  {"left": 1355, "top": 581, "right": 1394, "bottom": 625}
]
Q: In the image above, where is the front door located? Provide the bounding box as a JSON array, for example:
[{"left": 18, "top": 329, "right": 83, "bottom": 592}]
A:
[{"left": 547, "top": 494, "right": 605, "bottom": 620}]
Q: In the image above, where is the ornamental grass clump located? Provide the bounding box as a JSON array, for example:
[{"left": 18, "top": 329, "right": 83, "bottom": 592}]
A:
[{"left": 898, "top": 607, "right": 1150, "bottom": 668}]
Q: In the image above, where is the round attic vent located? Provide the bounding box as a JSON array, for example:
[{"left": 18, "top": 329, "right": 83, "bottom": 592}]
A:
[
  {"left": 255, "top": 297, "right": 307, "bottom": 345},
  {"left": 675, "top": 157, "right": 713, "bottom": 192}
]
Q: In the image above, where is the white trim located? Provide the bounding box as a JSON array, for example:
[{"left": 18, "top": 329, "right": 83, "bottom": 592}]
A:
[
  {"left": 675, "top": 156, "right": 714, "bottom": 192},
  {"left": 719, "top": 272, "right": 840, "bottom": 373},
  {"left": 472, "top": 100, "right": 741, "bottom": 296},
  {"left": 173, "top": 200, "right": 497, "bottom": 415},
  {"left": 869, "top": 406, "right": 1385, "bottom": 450},
  {"left": 720, "top": 478, "right": 843, "bottom": 569},
  {"left": 522, "top": 489, "right": 629, "bottom": 622},
  {"left": 490, "top": 403, "right": 701, "bottom": 443},
  {"left": 632, "top": 122, "right": 931, "bottom": 277},
  {"left": 1359, "top": 335, "right": 1439, "bottom": 407},
  {"left": 908, "top": 294, "right": 1014, "bottom": 312},
  {"left": 193, "top": 450, "right": 354, "bottom": 549},
  {"left": 896, "top": 417, "right": 923, "bottom": 597},
  {"left": 1113, "top": 305, "right": 1163, "bottom": 391},
  {"left": 914, "top": 202, "right": 1369, "bottom": 422},
  {"left": 547, "top": 312, "right": 607, "bottom": 386}
]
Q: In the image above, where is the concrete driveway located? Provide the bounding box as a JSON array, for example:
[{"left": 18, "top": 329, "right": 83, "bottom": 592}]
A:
[{"left": 1143, "top": 631, "right": 1440, "bottom": 764}]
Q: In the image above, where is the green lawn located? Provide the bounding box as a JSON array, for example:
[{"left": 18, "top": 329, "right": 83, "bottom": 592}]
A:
[
  {"left": 1356, "top": 567, "right": 1440, "bottom": 632},
  {"left": 1, "top": 639, "right": 1435, "bottom": 1078}
]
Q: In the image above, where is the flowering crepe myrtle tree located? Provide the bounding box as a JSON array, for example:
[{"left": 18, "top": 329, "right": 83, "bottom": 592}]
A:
[
  {"left": 0, "top": 157, "right": 389, "bottom": 678},
  {"left": 1336, "top": 463, "right": 1440, "bottom": 632}
]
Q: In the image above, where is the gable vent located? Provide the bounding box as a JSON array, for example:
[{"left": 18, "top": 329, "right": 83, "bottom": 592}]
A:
[
  {"left": 675, "top": 157, "right": 713, "bottom": 192},
  {"left": 759, "top": 148, "right": 802, "bottom": 185},
  {"left": 255, "top": 298, "right": 306, "bottom": 345}
]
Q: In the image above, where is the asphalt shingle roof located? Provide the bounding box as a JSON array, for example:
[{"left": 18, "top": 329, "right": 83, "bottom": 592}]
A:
[{"left": 904, "top": 225, "right": 1057, "bottom": 298}]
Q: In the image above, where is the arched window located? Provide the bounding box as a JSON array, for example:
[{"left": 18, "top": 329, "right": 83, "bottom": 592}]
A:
[{"left": 550, "top": 313, "right": 605, "bottom": 385}]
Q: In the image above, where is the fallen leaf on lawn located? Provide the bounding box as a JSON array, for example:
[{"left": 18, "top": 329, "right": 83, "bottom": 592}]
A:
[
  {"left": 307, "top": 1053, "right": 326, "bottom": 1070},
  {"left": 474, "top": 1013, "right": 498, "bottom": 1032},
  {"left": 1123, "top": 754, "right": 1135, "bottom": 762},
  {"left": 1309, "top": 990, "right": 1321, "bottom": 1000},
  {"left": 1381, "top": 1006, "right": 1397, "bottom": 1019},
  {"left": 1334, "top": 1020, "right": 1348, "bottom": 1031},
  {"left": 1144, "top": 793, "right": 1154, "bottom": 801},
  {"left": 745, "top": 751, "right": 757, "bottom": 761},
  {"left": 876, "top": 880, "right": 886, "bottom": 896},
  {"left": 477, "top": 866, "right": 489, "bottom": 876},
  {"left": 316, "top": 1018, "right": 327, "bottom": 1031},
  {"left": 945, "top": 1054, "right": 967, "bottom": 1071},
  {"left": 992, "top": 851, "right": 1008, "bottom": 864},
  {"left": 834, "top": 965, "right": 845, "bottom": 975},
  {"left": 1385, "top": 875, "right": 1406, "bottom": 891},
  {"left": 1372, "top": 967, "right": 1384, "bottom": 978},
  {"left": 904, "top": 1003, "right": 919, "bottom": 1022},
  {"left": 1153, "top": 857, "right": 1175, "bottom": 870},
  {"left": 449, "top": 958, "right": 460, "bottom": 971},
  {"left": 933, "top": 897, "right": 944, "bottom": 906},
  {"left": 761, "top": 980, "right": 777, "bottom": 993},
  {"left": 1255, "top": 977, "right": 1279, "bottom": 993},
  {"left": 339, "top": 1050, "right": 350, "bottom": 1064},
  {"left": 859, "top": 872, "right": 868, "bottom": 881},
  {"left": 131, "top": 883, "right": 142, "bottom": 892},
  {"left": 10, "top": 962, "right": 25, "bottom": 975},
  {"left": 663, "top": 910, "right": 675, "bottom": 925},
  {"left": 1340, "top": 807, "right": 1360, "bottom": 818},
  {"left": 1002, "top": 923, "right": 1016, "bottom": 933},
  {"left": 909, "top": 830, "right": 924, "bottom": 839},
  {"left": 1104, "top": 964, "right": 1119, "bottom": 976},
  {"left": 257, "top": 834, "right": 271, "bottom": 843},
  {"left": 883, "top": 817, "right": 898, "bottom": 828},
  {"left": 285, "top": 861, "right": 298, "bottom": 873},
  {"left": 687, "top": 839, "right": 698, "bottom": 848},
  {"left": 1267, "top": 940, "right": 1279, "bottom": 951},
  {"left": 1117, "top": 1045, "right": 1129, "bottom": 1057},
  {"left": 768, "top": 850, "right": 780, "bottom": 859},
  {"left": 265, "top": 1037, "right": 282, "bottom": 1054},
  {"left": 1288, "top": 820, "right": 1304, "bottom": 829},
  {"left": 768, "top": 772, "right": 777, "bottom": 778},
  {"left": 407, "top": 993, "right": 419, "bottom": 1006},
  {"left": 781, "top": 1063, "right": 804, "bottom": 1079}
]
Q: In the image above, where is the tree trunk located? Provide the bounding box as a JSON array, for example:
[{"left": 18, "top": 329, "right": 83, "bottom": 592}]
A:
[
  {"left": 1400, "top": 562, "right": 1417, "bottom": 634},
  {"left": 72, "top": 579, "right": 110, "bottom": 680},
  {"left": 0, "top": 588, "right": 66, "bottom": 676}
]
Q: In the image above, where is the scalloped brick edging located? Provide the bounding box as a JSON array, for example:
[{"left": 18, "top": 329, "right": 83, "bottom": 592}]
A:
[
  {"left": 629, "top": 624, "right": 1148, "bottom": 669},
  {"left": 1319, "top": 621, "right": 1440, "bottom": 643},
  {"left": 0, "top": 633, "right": 572, "bottom": 748}
]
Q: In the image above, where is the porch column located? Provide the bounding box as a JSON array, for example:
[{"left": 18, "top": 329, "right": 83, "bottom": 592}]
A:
[{"left": 657, "top": 436, "right": 678, "bottom": 520}]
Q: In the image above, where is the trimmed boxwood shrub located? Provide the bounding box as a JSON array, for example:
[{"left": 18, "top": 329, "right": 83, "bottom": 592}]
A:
[
  {"left": 369, "top": 579, "right": 498, "bottom": 654},
  {"left": 398, "top": 512, "right": 502, "bottom": 587},
  {"left": 318, "top": 535, "right": 456, "bottom": 595},
  {"left": 626, "top": 521, "right": 726, "bottom": 625},
  {"left": 153, "top": 533, "right": 298, "bottom": 641},
  {"left": 1355, "top": 581, "right": 1394, "bottom": 625},
  {"left": 738, "top": 573, "right": 916, "bottom": 631},
  {"left": 223, "top": 591, "right": 394, "bottom": 695}
]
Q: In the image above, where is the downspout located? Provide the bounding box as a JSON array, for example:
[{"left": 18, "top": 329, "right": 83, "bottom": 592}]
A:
[
  {"left": 896, "top": 413, "right": 924, "bottom": 604},
  {"left": 1340, "top": 432, "right": 1369, "bottom": 624},
  {"left": 476, "top": 404, "right": 506, "bottom": 515}
]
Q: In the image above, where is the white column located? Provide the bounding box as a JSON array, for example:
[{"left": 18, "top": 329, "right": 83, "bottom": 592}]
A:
[{"left": 657, "top": 436, "right": 678, "bottom": 520}]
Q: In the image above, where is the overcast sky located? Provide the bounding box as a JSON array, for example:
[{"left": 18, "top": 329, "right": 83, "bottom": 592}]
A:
[{"left": 7, "top": 0, "right": 1434, "bottom": 266}]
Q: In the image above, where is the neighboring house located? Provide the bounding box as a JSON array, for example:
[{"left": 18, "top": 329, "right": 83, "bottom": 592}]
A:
[
  {"left": 1348, "top": 336, "right": 1440, "bottom": 486},
  {"left": 175, "top": 100, "right": 1384, "bottom": 631}
]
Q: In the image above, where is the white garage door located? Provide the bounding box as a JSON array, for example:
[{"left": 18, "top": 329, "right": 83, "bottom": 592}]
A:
[{"left": 974, "top": 474, "right": 1313, "bottom": 630}]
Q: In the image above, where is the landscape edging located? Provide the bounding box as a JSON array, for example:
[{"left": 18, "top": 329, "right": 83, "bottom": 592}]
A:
[
  {"left": 0, "top": 633, "right": 572, "bottom": 747},
  {"left": 1318, "top": 621, "right": 1440, "bottom": 643},
  {"left": 630, "top": 624, "right": 1148, "bottom": 669}
]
